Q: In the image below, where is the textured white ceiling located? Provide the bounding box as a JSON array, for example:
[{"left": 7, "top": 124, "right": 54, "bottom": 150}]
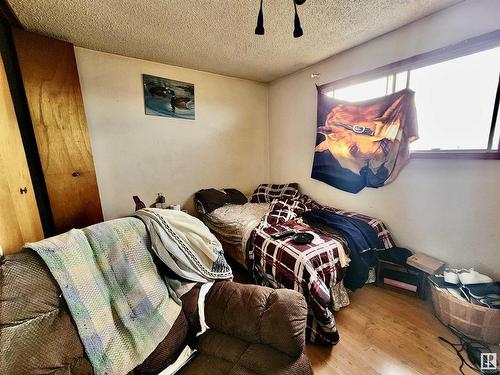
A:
[{"left": 7, "top": 0, "right": 460, "bottom": 82}]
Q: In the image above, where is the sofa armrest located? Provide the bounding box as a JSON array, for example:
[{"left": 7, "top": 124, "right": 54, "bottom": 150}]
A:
[{"left": 204, "top": 281, "right": 307, "bottom": 357}]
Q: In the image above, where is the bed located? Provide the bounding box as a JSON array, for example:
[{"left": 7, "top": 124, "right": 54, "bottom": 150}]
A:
[
  {"left": 201, "top": 201, "right": 270, "bottom": 267},
  {"left": 195, "top": 184, "right": 396, "bottom": 345}
]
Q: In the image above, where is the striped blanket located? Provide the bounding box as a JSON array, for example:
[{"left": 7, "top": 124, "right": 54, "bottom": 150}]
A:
[
  {"left": 135, "top": 208, "right": 233, "bottom": 286},
  {"left": 248, "top": 196, "right": 395, "bottom": 345},
  {"left": 26, "top": 218, "right": 181, "bottom": 375}
]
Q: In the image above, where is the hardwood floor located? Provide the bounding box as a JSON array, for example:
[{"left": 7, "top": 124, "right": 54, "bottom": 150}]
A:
[{"left": 306, "top": 285, "right": 480, "bottom": 375}]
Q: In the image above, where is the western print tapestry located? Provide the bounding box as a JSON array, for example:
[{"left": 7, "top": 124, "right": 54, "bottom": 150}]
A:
[{"left": 311, "top": 88, "right": 418, "bottom": 193}]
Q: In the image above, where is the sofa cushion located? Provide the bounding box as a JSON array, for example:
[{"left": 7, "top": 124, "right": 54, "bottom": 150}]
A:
[
  {"left": 236, "top": 344, "right": 312, "bottom": 375},
  {"left": 179, "top": 330, "right": 312, "bottom": 375},
  {"left": 0, "top": 250, "right": 90, "bottom": 375},
  {"left": 180, "top": 353, "right": 235, "bottom": 375},
  {"left": 204, "top": 281, "right": 307, "bottom": 357}
]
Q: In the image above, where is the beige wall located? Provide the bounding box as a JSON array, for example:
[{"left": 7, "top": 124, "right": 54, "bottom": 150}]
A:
[
  {"left": 75, "top": 0, "right": 500, "bottom": 277},
  {"left": 75, "top": 48, "right": 269, "bottom": 219},
  {"left": 269, "top": 0, "right": 500, "bottom": 278}
]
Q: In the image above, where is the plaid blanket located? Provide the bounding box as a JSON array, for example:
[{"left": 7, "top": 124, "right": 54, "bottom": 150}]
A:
[
  {"left": 26, "top": 218, "right": 181, "bottom": 375},
  {"left": 250, "top": 182, "right": 301, "bottom": 203},
  {"left": 248, "top": 195, "right": 395, "bottom": 345}
]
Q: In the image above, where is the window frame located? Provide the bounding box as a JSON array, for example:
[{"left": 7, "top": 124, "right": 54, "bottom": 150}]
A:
[{"left": 318, "top": 29, "right": 500, "bottom": 160}]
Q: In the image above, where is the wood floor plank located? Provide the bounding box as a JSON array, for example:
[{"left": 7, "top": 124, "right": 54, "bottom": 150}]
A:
[{"left": 306, "top": 285, "right": 479, "bottom": 374}]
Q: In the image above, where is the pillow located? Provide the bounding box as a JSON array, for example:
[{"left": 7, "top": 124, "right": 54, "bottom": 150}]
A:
[
  {"left": 250, "top": 183, "right": 300, "bottom": 203},
  {"left": 223, "top": 188, "right": 248, "bottom": 205},
  {"left": 194, "top": 198, "right": 207, "bottom": 215},
  {"left": 194, "top": 188, "right": 248, "bottom": 213},
  {"left": 195, "top": 189, "right": 231, "bottom": 213}
]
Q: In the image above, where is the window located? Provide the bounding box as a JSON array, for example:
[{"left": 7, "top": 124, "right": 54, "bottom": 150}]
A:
[
  {"left": 327, "top": 76, "right": 388, "bottom": 102},
  {"left": 322, "top": 34, "right": 500, "bottom": 159}
]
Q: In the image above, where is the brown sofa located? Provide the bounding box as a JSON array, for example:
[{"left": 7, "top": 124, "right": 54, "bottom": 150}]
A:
[{"left": 0, "top": 250, "right": 312, "bottom": 375}]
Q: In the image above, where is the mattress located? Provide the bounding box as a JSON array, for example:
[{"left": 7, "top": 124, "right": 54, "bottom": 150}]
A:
[{"left": 202, "top": 203, "right": 270, "bottom": 262}]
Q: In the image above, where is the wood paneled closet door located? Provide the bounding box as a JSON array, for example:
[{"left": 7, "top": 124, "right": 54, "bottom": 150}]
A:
[
  {"left": 0, "top": 53, "right": 43, "bottom": 254},
  {"left": 13, "top": 28, "right": 103, "bottom": 234}
]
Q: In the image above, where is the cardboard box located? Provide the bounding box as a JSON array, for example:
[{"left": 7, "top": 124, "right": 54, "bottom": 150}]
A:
[{"left": 407, "top": 253, "right": 444, "bottom": 275}]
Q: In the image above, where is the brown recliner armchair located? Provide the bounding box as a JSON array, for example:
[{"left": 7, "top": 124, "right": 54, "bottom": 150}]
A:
[{"left": 0, "top": 251, "right": 312, "bottom": 375}]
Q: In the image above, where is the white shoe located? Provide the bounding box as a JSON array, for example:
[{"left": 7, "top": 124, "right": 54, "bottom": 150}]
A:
[
  {"left": 458, "top": 269, "right": 493, "bottom": 285},
  {"left": 444, "top": 268, "right": 460, "bottom": 284},
  {"left": 447, "top": 288, "right": 468, "bottom": 302}
]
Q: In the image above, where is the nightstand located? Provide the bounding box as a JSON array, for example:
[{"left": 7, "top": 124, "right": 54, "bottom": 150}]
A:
[{"left": 376, "top": 259, "right": 429, "bottom": 299}]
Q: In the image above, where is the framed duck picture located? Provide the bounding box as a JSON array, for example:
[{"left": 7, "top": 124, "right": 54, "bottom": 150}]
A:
[{"left": 143, "top": 74, "right": 195, "bottom": 120}]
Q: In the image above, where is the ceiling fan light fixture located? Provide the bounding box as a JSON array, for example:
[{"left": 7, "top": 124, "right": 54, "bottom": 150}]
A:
[
  {"left": 254, "top": 0, "right": 306, "bottom": 38},
  {"left": 255, "top": 0, "right": 265, "bottom": 35},
  {"left": 293, "top": 1, "right": 303, "bottom": 38}
]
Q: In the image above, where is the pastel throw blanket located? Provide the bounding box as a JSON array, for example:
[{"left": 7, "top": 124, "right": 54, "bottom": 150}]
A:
[{"left": 26, "top": 218, "right": 181, "bottom": 375}]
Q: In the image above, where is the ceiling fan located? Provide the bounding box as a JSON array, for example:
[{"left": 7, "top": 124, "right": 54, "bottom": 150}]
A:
[{"left": 255, "top": 0, "right": 306, "bottom": 38}]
